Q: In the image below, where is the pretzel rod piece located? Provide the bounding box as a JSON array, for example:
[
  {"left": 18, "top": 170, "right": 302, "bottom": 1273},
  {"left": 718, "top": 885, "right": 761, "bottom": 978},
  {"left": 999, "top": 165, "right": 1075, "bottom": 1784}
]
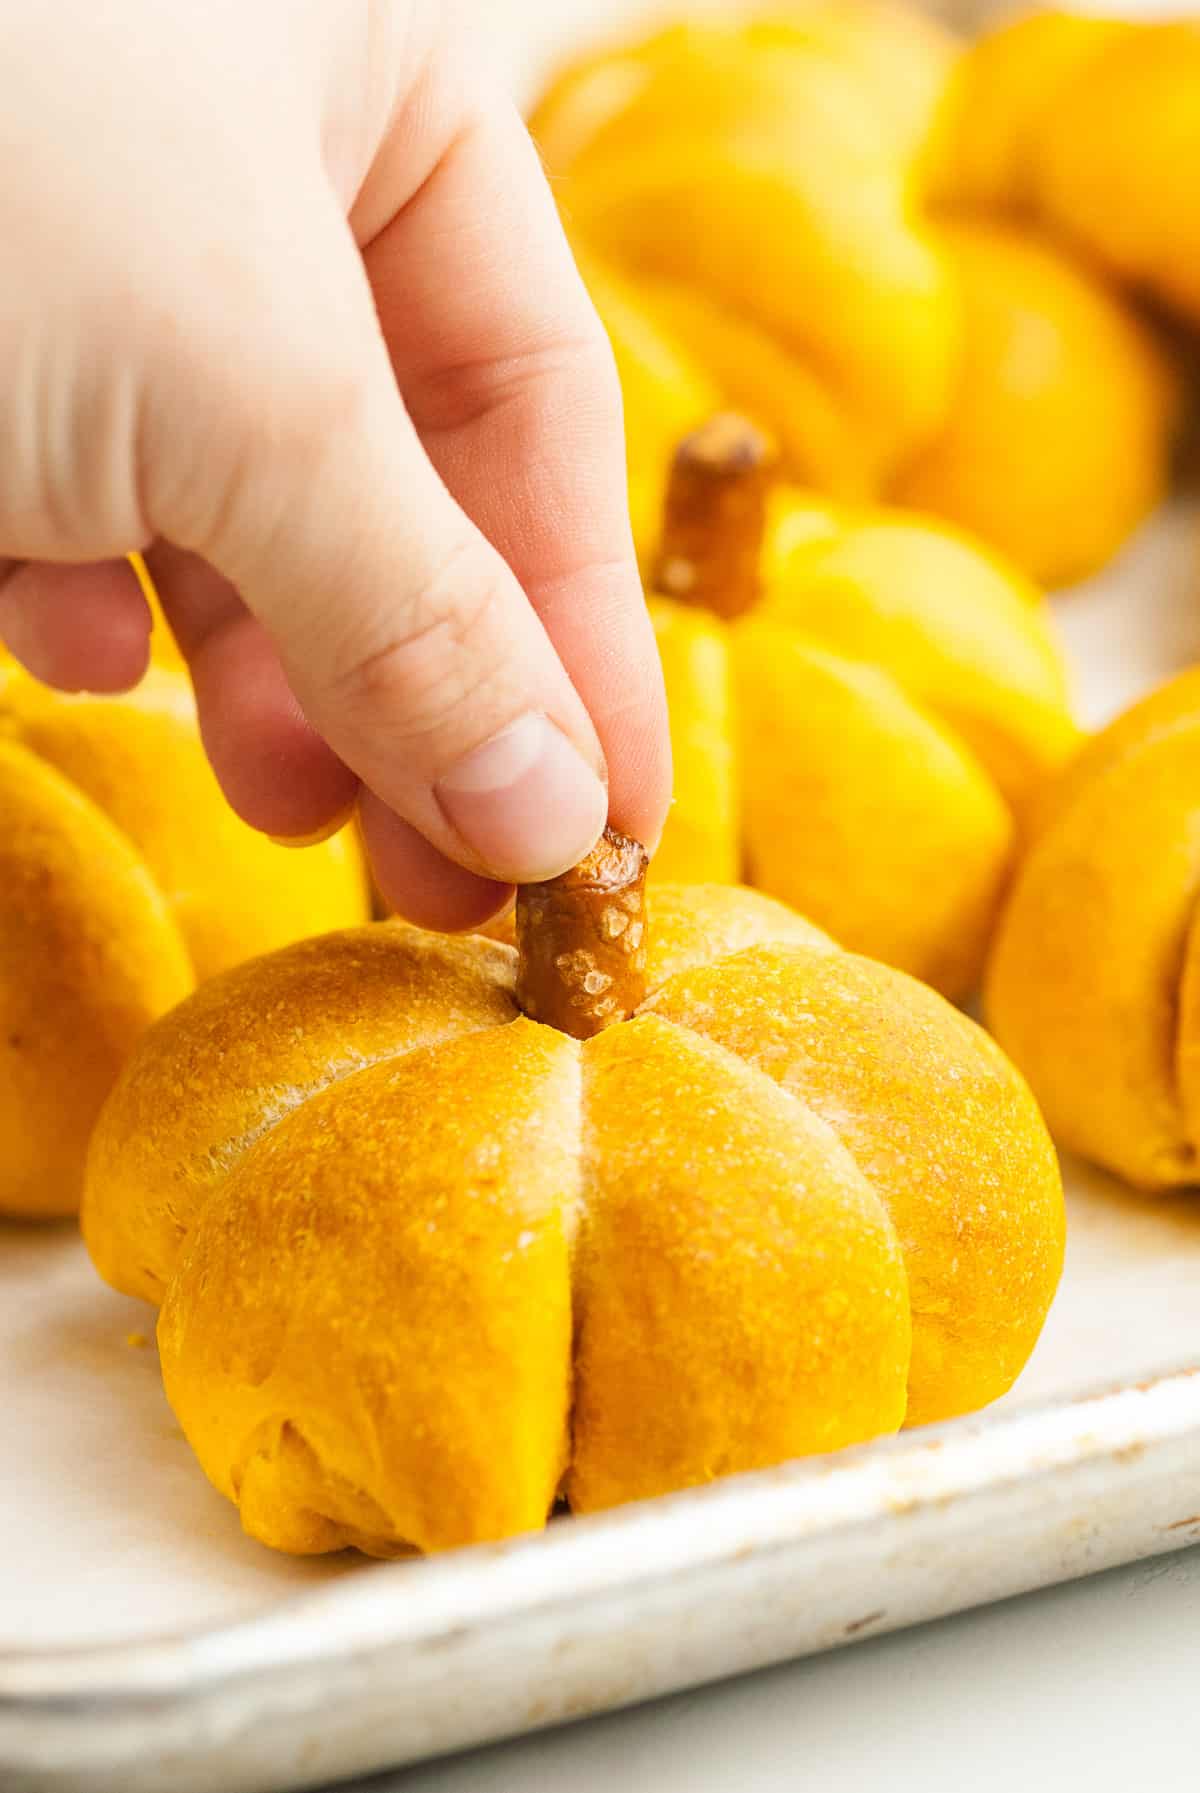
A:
[
  {"left": 652, "top": 413, "right": 777, "bottom": 621},
  {"left": 515, "top": 826, "right": 649, "bottom": 1039}
]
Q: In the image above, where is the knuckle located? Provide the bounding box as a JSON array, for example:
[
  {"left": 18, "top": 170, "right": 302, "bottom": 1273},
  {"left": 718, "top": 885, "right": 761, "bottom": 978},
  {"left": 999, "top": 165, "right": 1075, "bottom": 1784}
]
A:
[{"left": 409, "top": 319, "right": 618, "bottom": 438}]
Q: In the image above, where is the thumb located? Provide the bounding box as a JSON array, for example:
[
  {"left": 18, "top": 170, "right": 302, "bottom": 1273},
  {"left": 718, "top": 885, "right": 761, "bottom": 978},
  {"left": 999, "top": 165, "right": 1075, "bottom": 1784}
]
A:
[{"left": 149, "top": 200, "right": 610, "bottom": 889}]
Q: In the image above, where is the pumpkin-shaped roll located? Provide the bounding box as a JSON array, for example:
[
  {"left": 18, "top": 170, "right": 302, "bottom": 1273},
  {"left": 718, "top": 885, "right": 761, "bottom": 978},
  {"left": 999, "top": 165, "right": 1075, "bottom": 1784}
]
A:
[
  {"left": 890, "top": 219, "right": 1178, "bottom": 589},
  {"left": 648, "top": 416, "right": 1078, "bottom": 1000},
  {"left": 0, "top": 647, "right": 369, "bottom": 1218},
  {"left": 532, "top": 12, "right": 960, "bottom": 523},
  {"left": 542, "top": 10, "right": 1178, "bottom": 589},
  {"left": 84, "top": 835, "right": 1064, "bottom": 1557},
  {"left": 934, "top": 11, "right": 1200, "bottom": 329},
  {"left": 987, "top": 668, "right": 1200, "bottom": 1192}
]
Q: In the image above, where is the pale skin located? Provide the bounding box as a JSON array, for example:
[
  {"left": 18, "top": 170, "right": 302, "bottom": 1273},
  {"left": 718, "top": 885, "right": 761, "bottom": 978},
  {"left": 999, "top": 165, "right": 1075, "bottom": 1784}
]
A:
[{"left": 0, "top": 0, "right": 671, "bottom": 929}]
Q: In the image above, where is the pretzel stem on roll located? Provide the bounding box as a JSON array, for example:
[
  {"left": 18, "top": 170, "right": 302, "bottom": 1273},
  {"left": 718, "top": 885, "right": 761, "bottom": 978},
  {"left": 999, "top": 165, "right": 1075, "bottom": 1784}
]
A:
[
  {"left": 652, "top": 413, "right": 778, "bottom": 621},
  {"left": 515, "top": 826, "right": 649, "bottom": 1039}
]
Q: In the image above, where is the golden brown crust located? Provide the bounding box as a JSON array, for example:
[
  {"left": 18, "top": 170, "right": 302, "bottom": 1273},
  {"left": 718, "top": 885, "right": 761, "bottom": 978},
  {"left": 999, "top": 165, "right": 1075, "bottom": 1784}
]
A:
[
  {"left": 83, "top": 924, "right": 518, "bottom": 1301},
  {"left": 641, "top": 880, "right": 834, "bottom": 993},
  {"left": 986, "top": 694, "right": 1200, "bottom": 1189},
  {"left": 651, "top": 413, "right": 777, "bottom": 620},
  {"left": 731, "top": 624, "right": 1013, "bottom": 998},
  {"left": 0, "top": 657, "right": 370, "bottom": 1216},
  {"left": 515, "top": 826, "right": 649, "bottom": 1037},
  {"left": 0, "top": 743, "right": 194, "bottom": 1217},
  {"left": 85, "top": 886, "right": 833, "bottom": 1307},
  {"left": 0, "top": 664, "right": 370, "bottom": 982},
  {"left": 571, "top": 1015, "right": 909, "bottom": 1512},
  {"left": 159, "top": 1020, "right": 579, "bottom": 1556},
  {"left": 646, "top": 943, "right": 1065, "bottom": 1424}
]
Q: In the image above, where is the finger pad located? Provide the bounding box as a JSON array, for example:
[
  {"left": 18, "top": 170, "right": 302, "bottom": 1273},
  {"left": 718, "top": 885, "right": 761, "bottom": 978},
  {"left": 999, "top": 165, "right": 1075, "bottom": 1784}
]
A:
[
  {"left": 360, "top": 791, "right": 513, "bottom": 931},
  {"left": 0, "top": 560, "right": 151, "bottom": 693},
  {"left": 190, "top": 615, "right": 360, "bottom": 837}
]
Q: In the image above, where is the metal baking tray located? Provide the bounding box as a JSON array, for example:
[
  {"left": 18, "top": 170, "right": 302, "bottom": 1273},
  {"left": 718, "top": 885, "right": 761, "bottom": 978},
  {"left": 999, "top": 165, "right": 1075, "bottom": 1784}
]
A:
[
  {"left": 5, "top": 0, "right": 1200, "bottom": 1776},
  {"left": 6, "top": 1359, "right": 1200, "bottom": 1793}
]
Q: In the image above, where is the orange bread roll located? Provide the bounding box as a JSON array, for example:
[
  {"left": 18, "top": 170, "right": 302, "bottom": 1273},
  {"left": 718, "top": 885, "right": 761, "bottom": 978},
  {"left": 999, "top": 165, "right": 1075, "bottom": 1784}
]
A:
[
  {"left": 891, "top": 220, "right": 1178, "bottom": 588},
  {"left": 0, "top": 651, "right": 369, "bottom": 1217},
  {"left": 85, "top": 866, "right": 1063, "bottom": 1557},
  {"left": 534, "top": 9, "right": 961, "bottom": 540},
  {"left": 936, "top": 12, "right": 1200, "bottom": 328},
  {"left": 648, "top": 416, "right": 1078, "bottom": 999},
  {"left": 988, "top": 669, "right": 1200, "bottom": 1190},
  {"left": 555, "top": 11, "right": 1180, "bottom": 587}
]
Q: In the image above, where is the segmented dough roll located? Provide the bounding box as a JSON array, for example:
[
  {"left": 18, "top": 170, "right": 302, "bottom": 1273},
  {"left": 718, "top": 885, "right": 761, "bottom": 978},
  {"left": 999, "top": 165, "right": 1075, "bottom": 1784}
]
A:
[
  {"left": 0, "top": 645, "right": 368, "bottom": 1217},
  {"left": 988, "top": 668, "right": 1200, "bottom": 1190},
  {"left": 86, "top": 866, "right": 1063, "bottom": 1558}
]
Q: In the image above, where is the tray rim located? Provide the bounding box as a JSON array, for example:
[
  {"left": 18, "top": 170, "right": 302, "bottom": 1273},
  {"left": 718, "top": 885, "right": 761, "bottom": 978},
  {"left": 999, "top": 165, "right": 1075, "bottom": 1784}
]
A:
[{"left": 4, "top": 1349, "right": 1200, "bottom": 1702}]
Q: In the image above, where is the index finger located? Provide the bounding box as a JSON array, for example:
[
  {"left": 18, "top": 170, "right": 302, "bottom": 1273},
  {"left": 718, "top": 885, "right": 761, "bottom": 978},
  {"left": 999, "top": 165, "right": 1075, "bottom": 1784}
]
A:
[{"left": 354, "top": 43, "right": 672, "bottom": 854}]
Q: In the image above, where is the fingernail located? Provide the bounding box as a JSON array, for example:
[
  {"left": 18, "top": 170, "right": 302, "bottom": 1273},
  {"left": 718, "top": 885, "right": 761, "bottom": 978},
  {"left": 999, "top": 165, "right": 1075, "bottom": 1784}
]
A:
[
  {"left": 269, "top": 801, "right": 358, "bottom": 850},
  {"left": 436, "top": 713, "right": 608, "bottom": 882}
]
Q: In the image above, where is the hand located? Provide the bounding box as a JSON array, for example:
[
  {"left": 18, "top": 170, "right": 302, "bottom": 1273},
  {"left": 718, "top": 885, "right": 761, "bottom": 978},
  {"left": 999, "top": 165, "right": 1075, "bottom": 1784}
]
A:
[{"left": 0, "top": 0, "right": 670, "bottom": 928}]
